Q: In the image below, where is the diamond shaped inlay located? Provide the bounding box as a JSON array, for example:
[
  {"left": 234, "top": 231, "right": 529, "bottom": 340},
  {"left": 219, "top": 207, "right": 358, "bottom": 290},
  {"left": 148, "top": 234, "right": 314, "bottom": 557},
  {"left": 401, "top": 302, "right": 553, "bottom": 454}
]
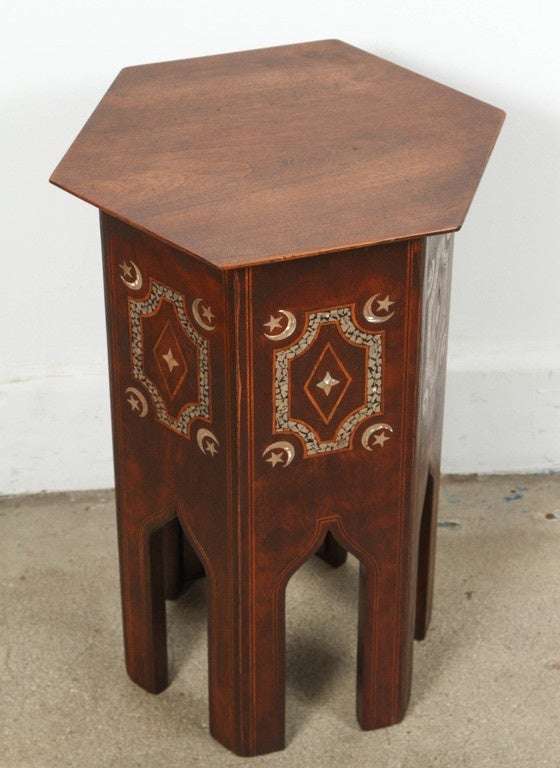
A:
[
  {"left": 154, "top": 321, "right": 188, "bottom": 398},
  {"left": 316, "top": 372, "right": 340, "bottom": 397},
  {"left": 162, "top": 349, "right": 179, "bottom": 372},
  {"left": 303, "top": 342, "right": 352, "bottom": 425}
]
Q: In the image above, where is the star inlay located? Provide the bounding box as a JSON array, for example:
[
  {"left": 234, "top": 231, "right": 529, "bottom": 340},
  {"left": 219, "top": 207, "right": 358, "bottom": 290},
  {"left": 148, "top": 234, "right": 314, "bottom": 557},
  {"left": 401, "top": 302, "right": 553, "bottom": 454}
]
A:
[
  {"left": 162, "top": 348, "right": 180, "bottom": 373},
  {"left": 376, "top": 295, "right": 395, "bottom": 313},
  {"left": 264, "top": 315, "right": 284, "bottom": 333},
  {"left": 127, "top": 394, "right": 140, "bottom": 412},
  {"left": 316, "top": 371, "right": 340, "bottom": 397},
  {"left": 205, "top": 439, "right": 218, "bottom": 456},
  {"left": 266, "top": 451, "right": 284, "bottom": 467},
  {"left": 201, "top": 305, "right": 215, "bottom": 324},
  {"left": 119, "top": 261, "right": 133, "bottom": 279},
  {"left": 372, "top": 431, "right": 391, "bottom": 447}
]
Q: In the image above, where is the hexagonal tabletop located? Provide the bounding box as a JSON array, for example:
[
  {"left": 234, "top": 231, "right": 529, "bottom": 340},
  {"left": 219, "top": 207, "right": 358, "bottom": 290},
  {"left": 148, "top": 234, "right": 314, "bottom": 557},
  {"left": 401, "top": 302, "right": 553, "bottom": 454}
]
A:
[{"left": 50, "top": 40, "right": 504, "bottom": 270}]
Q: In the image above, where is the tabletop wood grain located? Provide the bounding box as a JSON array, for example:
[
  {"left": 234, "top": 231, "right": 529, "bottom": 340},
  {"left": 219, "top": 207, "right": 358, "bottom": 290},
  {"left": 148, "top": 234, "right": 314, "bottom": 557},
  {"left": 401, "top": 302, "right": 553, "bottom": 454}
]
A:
[{"left": 50, "top": 40, "right": 504, "bottom": 269}]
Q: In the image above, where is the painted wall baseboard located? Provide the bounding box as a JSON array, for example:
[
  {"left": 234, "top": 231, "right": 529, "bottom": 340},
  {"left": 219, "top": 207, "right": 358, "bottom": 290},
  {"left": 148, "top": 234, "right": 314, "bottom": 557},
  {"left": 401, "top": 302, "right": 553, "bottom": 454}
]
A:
[
  {"left": 1, "top": 372, "right": 113, "bottom": 496},
  {"left": 2, "top": 356, "right": 559, "bottom": 494},
  {"left": 442, "top": 348, "right": 560, "bottom": 474}
]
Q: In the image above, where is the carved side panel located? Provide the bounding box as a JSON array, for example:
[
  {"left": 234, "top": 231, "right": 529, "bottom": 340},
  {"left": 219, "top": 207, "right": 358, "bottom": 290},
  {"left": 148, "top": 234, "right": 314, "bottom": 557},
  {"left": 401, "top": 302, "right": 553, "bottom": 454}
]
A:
[
  {"left": 419, "top": 233, "right": 454, "bottom": 429},
  {"left": 412, "top": 233, "right": 454, "bottom": 637}
]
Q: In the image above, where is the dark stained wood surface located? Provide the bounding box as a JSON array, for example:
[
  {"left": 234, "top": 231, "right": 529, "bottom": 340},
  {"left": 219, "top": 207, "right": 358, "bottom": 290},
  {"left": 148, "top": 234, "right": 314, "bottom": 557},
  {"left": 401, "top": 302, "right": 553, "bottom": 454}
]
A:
[
  {"left": 100, "top": 213, "right": 428, "bottom": 754},
  {"left": 52, "top": 40, "right": 504, "bottom": 757},
  {"left": 51, "top": 40, "right": 504, "bottom": 269}
]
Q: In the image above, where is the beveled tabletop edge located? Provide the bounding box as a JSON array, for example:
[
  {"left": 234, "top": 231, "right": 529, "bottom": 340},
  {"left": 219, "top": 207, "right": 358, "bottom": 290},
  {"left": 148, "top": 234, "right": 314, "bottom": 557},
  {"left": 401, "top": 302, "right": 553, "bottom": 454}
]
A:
[{"left": 49, "top": 172, "right": 464, "bottom": 272}]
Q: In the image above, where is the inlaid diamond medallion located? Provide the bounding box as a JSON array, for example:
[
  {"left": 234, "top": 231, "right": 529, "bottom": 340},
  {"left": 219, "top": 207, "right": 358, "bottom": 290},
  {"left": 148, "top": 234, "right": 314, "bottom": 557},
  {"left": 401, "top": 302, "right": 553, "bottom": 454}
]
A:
[
  {"left": 304, "top": 342, "right": 351, "bottom": 424},
  {"left": 154, "top": 321, "right": 188, "bottom": 398},
  {"left": 273, "top": 306, "right": 383, "bottom": 456},
  {"left": 129, "top": 281, "right": 210, "bottom": 439}
]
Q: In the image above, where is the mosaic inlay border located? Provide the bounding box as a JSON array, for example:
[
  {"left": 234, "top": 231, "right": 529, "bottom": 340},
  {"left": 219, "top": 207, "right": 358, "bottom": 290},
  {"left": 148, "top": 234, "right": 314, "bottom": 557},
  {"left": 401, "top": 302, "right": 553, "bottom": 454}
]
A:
[
  {"left": 274, "top": 307, "right": 383, "bottom": 455},
  {"left": 129, "top": 281, "right": 210, "bottom": 439}
]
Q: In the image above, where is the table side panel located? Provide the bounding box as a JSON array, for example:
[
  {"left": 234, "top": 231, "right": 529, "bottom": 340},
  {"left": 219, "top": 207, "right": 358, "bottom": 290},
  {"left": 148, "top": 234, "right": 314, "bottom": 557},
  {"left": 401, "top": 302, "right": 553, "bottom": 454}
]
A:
[{"left": 247, "top": 240, "right": 424, "bottom": 725}]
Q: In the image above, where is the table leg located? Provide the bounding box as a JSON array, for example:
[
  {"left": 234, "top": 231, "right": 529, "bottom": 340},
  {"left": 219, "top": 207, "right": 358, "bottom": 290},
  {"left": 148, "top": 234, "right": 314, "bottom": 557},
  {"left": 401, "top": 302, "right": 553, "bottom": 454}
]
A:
[
  {"left": 116, "top": 494, "right": 171, "bottom": 694},
  {"left": 415, "top": 469, "right": 438, "bottom": 639},
  {"left": 206, "top": 558, "right": 287, "bottom": 756}
]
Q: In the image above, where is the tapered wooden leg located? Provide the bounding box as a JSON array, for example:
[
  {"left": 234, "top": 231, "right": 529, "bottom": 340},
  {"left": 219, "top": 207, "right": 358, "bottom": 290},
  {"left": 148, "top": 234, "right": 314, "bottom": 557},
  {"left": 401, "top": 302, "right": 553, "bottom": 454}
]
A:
[
  {"left": 356, "top": 560, "right": 397, "bottom": 729},
  {"left": 315, "top": 531, "right": 348, "bottom": 568},
  {"left": 208, "top": 565, "right": 286, "bottom": 756},
  {"left": 117, "top": 514, "right": 169, "bottom": 694},
  {"left": 356, "top": 558, "right": 412, "bottom": 730},
  {"left": 415, "top": 470, "right": 439, "bottom": 640}
]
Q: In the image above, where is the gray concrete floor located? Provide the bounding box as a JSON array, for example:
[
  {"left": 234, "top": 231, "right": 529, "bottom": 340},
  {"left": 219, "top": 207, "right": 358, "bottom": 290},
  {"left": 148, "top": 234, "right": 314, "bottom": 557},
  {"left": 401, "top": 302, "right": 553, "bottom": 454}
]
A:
[{"left": 1, "top": 474, "right": 559, "bottom": 767}]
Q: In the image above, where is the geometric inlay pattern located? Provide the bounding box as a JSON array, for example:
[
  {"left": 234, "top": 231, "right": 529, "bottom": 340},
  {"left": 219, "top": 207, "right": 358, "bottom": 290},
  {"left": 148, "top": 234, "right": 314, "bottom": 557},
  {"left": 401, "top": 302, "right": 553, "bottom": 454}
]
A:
[
  {"left": 274, "top": 306, "right": 382, "bottom": 456},
  {"left": 129, "top": 281, "right": 210, "bottom": 439},
  {"left": 304, "top": 342, "right": 351, "bottom": 424},
  {"left": 154, "top": 321, "right": 188, "bottom": 398}
]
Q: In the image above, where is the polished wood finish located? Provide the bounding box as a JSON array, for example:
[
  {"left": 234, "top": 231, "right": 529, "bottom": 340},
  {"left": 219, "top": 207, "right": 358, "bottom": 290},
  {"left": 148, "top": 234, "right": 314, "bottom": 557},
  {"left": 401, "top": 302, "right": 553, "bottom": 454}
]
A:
[
  {"left": 51, "top": 40, "right": 504, "bottom": 269},
  {"left": 51, "top": 41, "right": 503, "bottom": 757},
  {"left": 100, "top": 215, "right": 427, "bottom": 754}
]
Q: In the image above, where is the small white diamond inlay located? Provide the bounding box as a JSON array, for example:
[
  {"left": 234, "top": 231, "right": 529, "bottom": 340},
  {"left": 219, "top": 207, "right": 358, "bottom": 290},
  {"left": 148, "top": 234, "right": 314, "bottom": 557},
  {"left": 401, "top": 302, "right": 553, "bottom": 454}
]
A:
[{"left": 316, "top": 372, "right": 340, "bottom": 397}]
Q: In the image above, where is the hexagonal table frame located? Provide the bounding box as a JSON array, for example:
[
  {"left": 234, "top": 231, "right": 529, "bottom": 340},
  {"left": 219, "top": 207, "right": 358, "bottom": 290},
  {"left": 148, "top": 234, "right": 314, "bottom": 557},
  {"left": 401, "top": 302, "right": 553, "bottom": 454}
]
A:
[{"left": 51, "top": 40, "right": 504, "bottom": 756}]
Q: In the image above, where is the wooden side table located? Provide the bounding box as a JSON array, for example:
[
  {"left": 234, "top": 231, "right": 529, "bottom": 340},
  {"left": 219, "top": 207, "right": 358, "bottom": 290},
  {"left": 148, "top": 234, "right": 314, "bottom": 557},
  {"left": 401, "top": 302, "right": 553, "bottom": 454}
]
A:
[{"left": 50, "top": 40, "right": 504, "bottom": 756}]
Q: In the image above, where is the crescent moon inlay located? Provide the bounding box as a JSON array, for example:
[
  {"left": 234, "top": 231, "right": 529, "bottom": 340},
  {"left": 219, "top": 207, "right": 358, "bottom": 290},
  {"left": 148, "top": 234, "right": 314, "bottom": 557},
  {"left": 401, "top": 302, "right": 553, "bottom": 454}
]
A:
[
  {"left": 262, "top": 440, "right": 296, "bottom": 467},
  {"left": 192, "top": 298, "right": 216, "bottom": 331},
  {"left": 363, "top": 294, "right": 395, "bottom": 324},
  {"left": 197, "top": 427, "right": 219, "bottom": 456},
  {"left": 125, "top": 387, "right": 148, "bottom": 417},
  {"left": 119, "top": 260, "right": 143, "bottom": 291},
  {"left": 361, "top": 423, "right": 394, "bottom": 450},
  {"left": 264, "top": 310, "right": 297, "bottom": 341}
]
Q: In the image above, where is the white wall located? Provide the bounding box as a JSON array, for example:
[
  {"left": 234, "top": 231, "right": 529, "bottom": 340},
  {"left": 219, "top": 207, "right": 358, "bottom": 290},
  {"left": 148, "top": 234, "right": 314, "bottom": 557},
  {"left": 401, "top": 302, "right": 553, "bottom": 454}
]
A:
[{"left": 1, "top": 0, "right": 559, "bottom": 493}]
